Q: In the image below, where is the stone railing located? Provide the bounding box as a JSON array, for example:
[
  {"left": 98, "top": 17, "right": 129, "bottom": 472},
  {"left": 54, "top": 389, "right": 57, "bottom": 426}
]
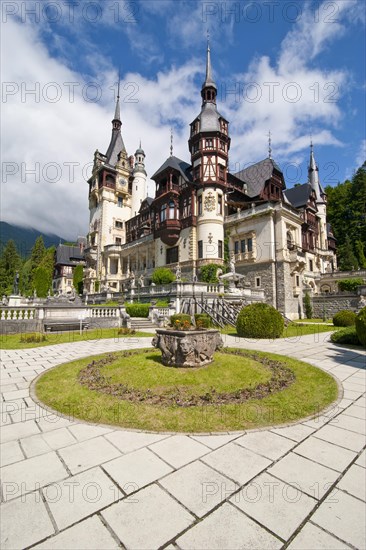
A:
[
  {"left": 88, "top": 307, "right": 119, "bottom": 318},
  {"left": 0, "top": 308, "right": 36, "bottom": 320}
]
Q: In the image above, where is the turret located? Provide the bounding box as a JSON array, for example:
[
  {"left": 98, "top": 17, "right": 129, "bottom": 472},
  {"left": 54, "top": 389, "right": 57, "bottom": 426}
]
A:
[{"left": 131, "top": 142, "right": 147, "bottom": 217}]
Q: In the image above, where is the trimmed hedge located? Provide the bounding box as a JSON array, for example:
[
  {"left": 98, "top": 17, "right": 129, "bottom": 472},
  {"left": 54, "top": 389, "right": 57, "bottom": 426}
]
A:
[
  {"left": 338, "top": 278, "right": 363, "bottom": 292},
  {"left": 152, "top": 268, "right": 175, "bottom": 285},
  {"left": 331, "top": 327, "right": 361, "bottom": 346},
  {"left": 355, "top": 306, "right": 366, "bottom": 347},
  {"left": 125, "top": 304, "right": 150, "bottom": 318},
  {"left": 333, "top": 310, "right": 356, "bottom": 327},
  {"left": 194, "top": 314, "right": 212, "bottom": 328},
  {"left": 236, "top": 303, "right": 284, "bottom": 339}
]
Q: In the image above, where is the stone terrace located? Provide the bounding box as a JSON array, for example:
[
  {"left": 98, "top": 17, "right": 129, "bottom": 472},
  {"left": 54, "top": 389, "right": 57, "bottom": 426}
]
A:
[{"left": 1, "top": 333, "right": 365, "bottom": 549}]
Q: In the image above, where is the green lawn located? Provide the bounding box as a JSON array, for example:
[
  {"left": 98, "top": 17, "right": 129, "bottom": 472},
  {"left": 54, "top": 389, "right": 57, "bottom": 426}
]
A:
[
  {"left": 293, "top": 318, "right": 333, "bottom": 324},
  {"left": 35, "top": 347, "right": 338, "bottom": 432},
  {"left": 221, "top": 322, "right": 337, "bottom": 338},
  {"left": 0, "top": 329, "right": 155, "bottom": 349}
]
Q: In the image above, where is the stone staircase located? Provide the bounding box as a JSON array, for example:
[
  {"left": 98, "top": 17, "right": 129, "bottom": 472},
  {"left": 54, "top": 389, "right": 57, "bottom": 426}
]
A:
[{"left": 130, "top": 317, "right": 159, "bottom": 332}]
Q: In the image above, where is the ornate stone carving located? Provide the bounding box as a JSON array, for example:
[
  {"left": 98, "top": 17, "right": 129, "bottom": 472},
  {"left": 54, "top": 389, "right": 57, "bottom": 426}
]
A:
[
  {"left": 152, "top": 329, "right": 223, "bottom": 367},
  {"left": 204, "top": 191, "right": 215, "bottom": 212}
]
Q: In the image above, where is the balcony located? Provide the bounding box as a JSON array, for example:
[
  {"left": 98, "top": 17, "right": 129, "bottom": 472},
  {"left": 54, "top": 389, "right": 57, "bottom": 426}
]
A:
[
  {"left": 104, "top": 244, "right": 123, "bottom": 256},
  {"left": 156, "top": 183, "right": 180, "bottom": 198},
  {"left": 84, "top": 245, "right": 97, "bottom": 261},
  {"left": 154, "top": 219, "right": 181, "bottom": 246}
]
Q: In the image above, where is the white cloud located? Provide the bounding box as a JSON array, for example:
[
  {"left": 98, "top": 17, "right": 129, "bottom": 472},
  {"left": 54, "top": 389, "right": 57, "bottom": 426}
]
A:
[
  {"left": 1, "top": 0, "right": 363, "bottom": 238},
  {"left": 355, "top": 140, "right": 366, "bottom": 168}
]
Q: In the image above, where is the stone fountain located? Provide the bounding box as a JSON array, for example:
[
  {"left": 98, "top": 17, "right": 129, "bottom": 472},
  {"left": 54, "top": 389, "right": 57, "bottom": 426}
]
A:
[{"left": 152, "top": 328, "right": 223, "bottom": 368}]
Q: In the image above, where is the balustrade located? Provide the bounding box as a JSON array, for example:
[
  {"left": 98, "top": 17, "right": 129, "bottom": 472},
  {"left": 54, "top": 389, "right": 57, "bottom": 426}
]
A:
[{"left": 0, "top": 308, "right": 36, "bottom": 320}]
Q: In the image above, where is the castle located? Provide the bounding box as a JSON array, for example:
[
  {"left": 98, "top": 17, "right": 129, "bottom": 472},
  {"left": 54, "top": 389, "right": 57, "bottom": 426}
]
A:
[{"left": 84, "top": 45, "right": 336, "bottom": 319}]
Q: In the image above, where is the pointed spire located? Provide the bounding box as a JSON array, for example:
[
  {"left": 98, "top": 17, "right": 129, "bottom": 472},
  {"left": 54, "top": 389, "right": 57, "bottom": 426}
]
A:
[
  {"left": 113, "top": 79, "right": 121, "bottom": 122},
  {"left": 202, "top": 33, "right": 217, "bottom": 91},
  {"left": 268, "top": 130, "right": 272, "bottom": 159},
  {"left": 308, "top": 141, "right": 325, "bottom": 201},
  {"left": 170, "top": 127, "right": 173, "bottom": 157}
]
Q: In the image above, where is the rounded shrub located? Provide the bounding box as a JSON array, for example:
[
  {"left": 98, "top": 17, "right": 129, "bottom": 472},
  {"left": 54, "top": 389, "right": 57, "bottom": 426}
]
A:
[
  {"left": 236, "top": 303, "right": 284, "bottom": 339},
  {"left": 152, "top": 268, "right": 175, "bottom": 285},
  {"left": 194, "top": 314, "right": 212, "bottom": 328},
  {"left": 332, "top": 310, "right": 356, "bottom": 327},
  {"left": 355, "top": 306, "right": 366, "bottom": 348},
  {"left": 125, "top": 304, "right": 150, "bottom": 318},
  {"left": 330, "top": 327, "right": 361, "bottom": 346}
]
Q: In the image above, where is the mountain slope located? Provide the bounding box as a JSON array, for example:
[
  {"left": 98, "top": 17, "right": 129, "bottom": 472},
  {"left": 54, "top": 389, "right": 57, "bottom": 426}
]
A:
[{"left": 0, "top": 222, "right": 66, "bottom": 257}]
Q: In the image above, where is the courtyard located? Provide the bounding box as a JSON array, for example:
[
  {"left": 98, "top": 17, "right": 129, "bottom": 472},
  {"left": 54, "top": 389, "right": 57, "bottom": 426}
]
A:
[{"left": 1, "top": 332, "right": 365, "bottom": 550}]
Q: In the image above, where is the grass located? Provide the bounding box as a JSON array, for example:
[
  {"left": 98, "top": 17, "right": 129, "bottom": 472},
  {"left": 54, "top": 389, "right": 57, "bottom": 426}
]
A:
[
  {"left": 294, "top": 318, "right": 333, "bottom": 324},
  {"left": 35, "top": 347, "right": 338, "bottom": 432},
  {"left": 220, "top": 322, "right": 337, "bottom": 338},
  {"left": 0, "top": 329, "right": 155, "bottom": 349}
]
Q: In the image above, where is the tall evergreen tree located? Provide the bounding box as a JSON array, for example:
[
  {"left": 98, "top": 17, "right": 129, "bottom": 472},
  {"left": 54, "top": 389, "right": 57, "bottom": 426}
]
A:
[
  {"left": 30, "top": 236, "right": 46, "bottom": 274},
  {"left": 0, "top": 240, "right": 22, "bottom": 295}
]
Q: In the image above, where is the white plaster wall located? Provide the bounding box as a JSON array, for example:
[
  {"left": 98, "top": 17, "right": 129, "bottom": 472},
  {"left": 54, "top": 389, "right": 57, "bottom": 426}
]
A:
[{"left": 131, "top": 171, "right": 147, "bottom": 217}]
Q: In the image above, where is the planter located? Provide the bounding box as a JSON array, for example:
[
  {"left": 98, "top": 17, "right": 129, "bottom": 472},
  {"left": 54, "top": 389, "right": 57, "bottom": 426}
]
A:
[{"left": 152, "top": 328, "right": 223, "bottom": 367}]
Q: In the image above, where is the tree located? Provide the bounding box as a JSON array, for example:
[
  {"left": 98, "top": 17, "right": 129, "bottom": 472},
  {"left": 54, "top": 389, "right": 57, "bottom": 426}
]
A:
[
  {"left": 73, "top": 265, "right": 84, "bottom": 294},
  {"left": 337, "top": 235, "right": 359, "bottom": 271},
  {"left": 0, "top": 240, "right": 22, "bottom": 295},
  {"left": 151, "top": 267, "right": 175, "bottom": 285},
  {"left": 326, "top": 162, "right": 366, "bottom": 270},
  {"left": 199, "top": 263, "right": 222, "bottom": 283},
  {"left": 33, "top": 266, "right": 51, "bottom": 297},
  {"left": 30, "top": 236, "right": 46, "bottom": 274},
  {"left": 304, "top": 292, "right": 313, "bottom": 319}
]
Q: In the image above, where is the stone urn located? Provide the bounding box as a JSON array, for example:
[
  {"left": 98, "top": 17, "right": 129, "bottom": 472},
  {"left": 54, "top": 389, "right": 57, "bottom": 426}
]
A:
[{"left": 152, "top": 329, "right": 223, "bottom": 368}]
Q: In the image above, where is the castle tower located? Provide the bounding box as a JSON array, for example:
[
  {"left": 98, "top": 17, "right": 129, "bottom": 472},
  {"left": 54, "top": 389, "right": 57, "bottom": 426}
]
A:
[
  {"left": 131, "top": 142, "right": 147, "bottom": 217},
  {"left": 308, "top": 142, "right": 327, "bottom": 250},
  {"left": 188, "top": 42, "right": 230, "bottom": 265}
]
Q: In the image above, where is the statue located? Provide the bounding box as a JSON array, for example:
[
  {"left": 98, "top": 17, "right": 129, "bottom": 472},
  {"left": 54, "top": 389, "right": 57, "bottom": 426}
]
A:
[
  {"left": 175, "top": 264, "right": 181, "bottom": 281},
  {"left": 33, "top": 289, "right": 37, "bottom": 299},
  {"left": 130, "top": 271, "right": 135, "bottom": 286},
  {"left": 138, "top": 274, "right": 144, "bottom": 287},
  {"left": 229, "top": 254, "right": 236, "bottom": 274},
  {"left": 13, "top": 271, "right": 20, "bottom": 295},
  {"left": 2, "top": 295, "right": 8, "bottom": 306}
]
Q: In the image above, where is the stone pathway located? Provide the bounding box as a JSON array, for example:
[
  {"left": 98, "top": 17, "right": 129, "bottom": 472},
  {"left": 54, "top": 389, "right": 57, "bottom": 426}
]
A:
[{"left": 1, "top": 333, "right": 365, "bottom": 550}]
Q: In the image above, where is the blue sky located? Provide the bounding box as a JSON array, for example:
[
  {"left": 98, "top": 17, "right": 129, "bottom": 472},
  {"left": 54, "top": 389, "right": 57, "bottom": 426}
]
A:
[{"left": 1, "top": 0, "right": 365, "bottom": 239}]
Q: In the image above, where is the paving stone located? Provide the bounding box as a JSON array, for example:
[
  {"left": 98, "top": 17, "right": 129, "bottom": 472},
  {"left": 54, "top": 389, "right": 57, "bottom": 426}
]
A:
[
  {"left": 0, "top": 491, "right": 54, "bottom": 550},
  {"left": 67, "top": 423, "right": 114, "bottom": 441},
  {"left": 313, "top": 425, "right": 365, "bottom": 452},
  {"left": 230, "top": 472, "right": 316, "bottom": 540},
  {"left": 1, "top": 451, "right": 68, "bottom": 501},
  {"left": 355, "top": 449, "right": 366, "bottom": 468},
  {"left": 329, "top": 413, "right": 366, "bottom": 435},
  {"left": 150, "top": 435, "right": 209, "bottom": 468},
  {"left": 312, "top": 489, "right": 366, "bottom": 549},
  {"left": 36, "top": 415, "right": 74, "bottom": 432},
  {"left": 33, "top": 516, "right": 119, "bottom": 549},
  {"left": 2, "top": 389, "right": 29, "bottom": 401},
  {"left": 44, "top": 467, "right": 122, "bottom": 530},
  {"left": 287, "top": 521, "right": 352, "bottom": 549},
  {"left": 189, "top": 434, "right": 239, "bottom": 449},
  {"left": 235, "top": 430, "right": 295, "bottom": 460},
  {"left": 294, "top": 436, "right": 356, "bottom": 472},
  {"left": 270, "top": 424, "right": 315, "bottom": 442},
  {"left": 343, "top": 404, "right": 366, "bottom": 420},
  {"left": 1, "top": 419, "right": 40, "bottom": 443},
  {"left": 104, "top": 430, "right": 168, "bottom": 453},
  {"left": 101, "top": 484, "right": 194, "bottom": 549},
  {"left": 161, "top": 460, "right": 237, "bottom": 517},
  {"left": 337, "top": 465, "right": 366, "bottom": 501},
  {"left": 202, "top": 442, "right": 271, "bottom": 485},
  {"left": 0, "top": 441, "right": 24, "bottom": 467},
  {"left": 103, "top": 447, "right": 173, "bottom": 494},
  {"left": 176, "top": 502, "right": 282, "bottom": 549},
  {"left": 58, "top": 435, "right": 121, "bottom": 474},
  {"left": 268, "top": 453, "right": 339, "bottom": 500},
  {"left": 21, "top": 433, "right": 53, "bottom": 458}
]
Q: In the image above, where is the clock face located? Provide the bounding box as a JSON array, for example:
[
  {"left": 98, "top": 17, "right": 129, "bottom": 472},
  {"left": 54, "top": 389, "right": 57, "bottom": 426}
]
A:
[{"left": 119, "top": 177, "right": 127, "bottom": 186}]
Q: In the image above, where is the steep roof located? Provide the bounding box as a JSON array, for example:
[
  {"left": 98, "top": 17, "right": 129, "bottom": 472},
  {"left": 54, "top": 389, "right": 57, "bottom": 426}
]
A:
[
  {"left": 233, "top": 158, "right": 283, "bottom": 198},
  {"left": 56, "top": 244, "right": 84, "bottom": 266},
  {"left": 151, "top": 155, "right": 192, "bottom": 181},
  {"left": 284, "top": 183, "right": 313, "bottom": 208},
  {"left": 105, "top": 131, "right": 126, "bottom": 167}
]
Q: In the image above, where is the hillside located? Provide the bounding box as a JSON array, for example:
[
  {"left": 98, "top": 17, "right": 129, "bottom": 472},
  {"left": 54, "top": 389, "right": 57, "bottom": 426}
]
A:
[{"left": 0, "top": 222, "right": 65, "bottom": 257}]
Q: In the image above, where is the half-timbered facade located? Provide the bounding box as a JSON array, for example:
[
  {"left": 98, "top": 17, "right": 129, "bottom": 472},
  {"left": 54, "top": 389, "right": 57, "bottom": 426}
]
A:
[{"left": 83, "top": 45, "right": 336, "bottom": 318}]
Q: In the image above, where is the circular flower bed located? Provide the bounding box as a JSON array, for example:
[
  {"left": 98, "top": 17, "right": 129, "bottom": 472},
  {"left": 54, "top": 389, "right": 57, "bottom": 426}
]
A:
[{"left": 35, "top": 347, "right": 339, "bottom": 432}]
